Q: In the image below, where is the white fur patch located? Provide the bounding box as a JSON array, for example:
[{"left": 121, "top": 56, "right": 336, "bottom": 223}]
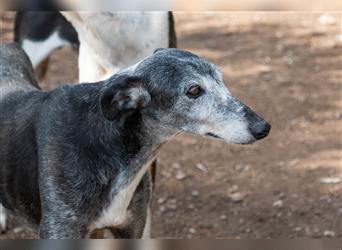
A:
[
  {"left": 22, "top": 32, "right": 68, "bottom": 68},
  {"left": 90, "top": 160, "right": 153, "bottom": 231}
]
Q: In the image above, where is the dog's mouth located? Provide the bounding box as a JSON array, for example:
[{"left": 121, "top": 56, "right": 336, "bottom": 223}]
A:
[
  {"left": 205, "top": 132, "right": 257, "bottom": 145},
  {"left": 205, "top": 132, "right": 223, "bottom": 140}
]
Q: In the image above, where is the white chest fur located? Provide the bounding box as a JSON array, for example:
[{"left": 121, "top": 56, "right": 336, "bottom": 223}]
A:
[{"left": 89, "top": 160, "right": 152, "bottom": 231}]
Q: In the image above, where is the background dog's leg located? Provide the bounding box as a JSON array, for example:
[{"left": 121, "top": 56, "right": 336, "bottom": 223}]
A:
[
  {"left": 89, "top": 229, "right": 105, "bottom": 239},
  {"left": 141, "top": 160, "right": 156, "bottom": 238},
  {"left": 36, "top": 57, "right": 50, "bottom": 81},
  {"left": 78, "top": 42, "right": 107, "bottom": 82},
  {"left": 0, "top": 204, "right": 7, "bottom": 233},
  {"left": 142, "top": 207, "right": 151, "bottom": 238}
]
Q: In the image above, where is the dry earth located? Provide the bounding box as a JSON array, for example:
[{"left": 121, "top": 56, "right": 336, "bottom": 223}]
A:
[{"left": 0, "top": 12, "right": 341, "bottom": 238}]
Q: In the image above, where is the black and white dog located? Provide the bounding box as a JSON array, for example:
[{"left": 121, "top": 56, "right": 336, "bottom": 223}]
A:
[
  {"left": 14, "top": 11, "right": 176, "bottom": 81},
  {"left": 14, "top": 11, "right": 79, "bottom": 78},
  {"left": 0, "top": 44, "right": 270, "bottom": 239}
]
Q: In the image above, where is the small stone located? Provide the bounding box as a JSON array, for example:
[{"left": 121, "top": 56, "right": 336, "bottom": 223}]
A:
[
  {"left": 172, "top": 162, "right": 181, "bottom": 169},
  {"left": 334, "top": 112, "right": 342, "bottom": 120},
  {"left": 264, "top": 56, "right": 272, "bottom": 64},
  {"left": 276, "top": 44, "right": 283, "bottom": 51},
  {"left": 191, "top": 190, "right": 199, "bottom": 196},
  {"left": 336, "top": 34, "right": 342, "bottom": 42},
  {"left": 228, "top": 185, "right": 239, "bottom": 193},
  {"left": 319, "top": 177, "right": 340, "bottom": 184},
  {"left": 188, "top": 204, "right": 195, "bottom": 209},
  {"left": 278, "top": 192, "right": 286, "bottom": 199},
  {"left": 273, "top": 200, "right": 284, "bottom": 208},
  {"left": 158, "top": 198, "right": 166, "bottom": 204},
  {"left": 189, "top": 228, "right": 196, "bottom": 234},
  {"left": 294, "top": 226, "right": 302, "bottom": 232},
  {"left": 220, "top": 214, "right": 227, "bottom": 220},
  {"left": 161, "top": 170, "right": 171, "bottom": 178},
  {"left": 229, "top": 192, "right": 245, "bottom": 203},
  {"left": 235, "top": 164, "right": 252, "bottom": 171},
  {"left": 176, "top": 171, "right": 186, "bottom": 180},
  {"left": 338, "top": 208, "right": 342, "bottom": 214},
  {"left": 285, "top": 56, "right": 294, "bottom": 65},
  {"left": 323, "top": 230, "right": 335, "bottom": 237},
  {"left": 168, "top": 204, "right": 177, "bottom": 210},
  {"left": 196, "top": 163, "right": 208, "bottom": 172},
  {"left": 159, "top": 205, "right": 165, "bottom": 213},
  {"left": 319, "top": 14, "right": 336, "bottom": 25},
  {"left": 169, "top": 198, "right": 177, "bottom": 204},
  {"left": 243, "top": 164, "right": 252, "bottom": 171},
  {"left": 234, "top": 164, "right": 243, "bottom": 170},
  {"left": 320, "top": 195, "right": 332, "bottom": 203},
  {"left": 260, "top": 65, "right": 271, "bottom": 73},
  {"left": 13, "top": 227, "right": 24, "bottom": 234}
]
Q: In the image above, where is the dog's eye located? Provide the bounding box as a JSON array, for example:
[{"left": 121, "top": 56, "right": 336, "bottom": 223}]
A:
[{"left": 186, "top": 85, "right": 203, "bottom": 98}]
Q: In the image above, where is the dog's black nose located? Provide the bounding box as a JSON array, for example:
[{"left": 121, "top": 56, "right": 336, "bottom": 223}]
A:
[{"left": 250, "top": 121, "right": 271, "bottom": 140}]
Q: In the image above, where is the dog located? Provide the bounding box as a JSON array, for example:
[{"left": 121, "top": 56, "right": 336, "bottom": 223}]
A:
[
  {"left": 14, "top": 11, "right": 79, "bottom": 79},
  {"left": 14, "top": 11, "right": 176, "bottom": 82},
  {"left": 14, "top": 11, "right": 176, "bottom": 238},
  {"left": 0, "top": 43, "right": 270, "bottom": 238}
]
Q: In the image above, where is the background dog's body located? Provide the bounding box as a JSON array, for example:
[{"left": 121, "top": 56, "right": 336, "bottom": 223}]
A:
[
  {"left": 14, "top": 12, "right": 79, "bottom": 78},
  {"left": 61, "top": 12, "right": 176, "bottom": 82},
  {"left": 14, "top": 11, "right": 176, "bottom": 81}
]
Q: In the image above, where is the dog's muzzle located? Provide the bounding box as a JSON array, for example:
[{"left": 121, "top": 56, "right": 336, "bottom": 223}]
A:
[
  {"left": 243, "top": 105, "right": 271, "bottom": 140},
  {"left": 249, "top": 120, "right": 271, "bottom": 140}
]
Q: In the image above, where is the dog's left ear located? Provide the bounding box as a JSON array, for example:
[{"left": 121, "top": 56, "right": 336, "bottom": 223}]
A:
[{"left": 100, "top": 75, "right": 151, "bottom": 121}]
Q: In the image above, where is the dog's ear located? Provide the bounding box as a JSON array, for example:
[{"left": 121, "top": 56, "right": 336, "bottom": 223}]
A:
[{"left": 100, "top": 76, "right": 151, "bottom": 121}]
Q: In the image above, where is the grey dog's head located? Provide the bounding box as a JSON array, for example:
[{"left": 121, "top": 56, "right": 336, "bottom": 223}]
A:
[{"left": 100, "top": 48, "right": 270, "bottom": 144}]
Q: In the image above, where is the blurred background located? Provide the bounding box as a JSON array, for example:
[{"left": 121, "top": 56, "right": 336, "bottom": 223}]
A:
[
  {"left": 0, "top": 12, "right": 341, "bottom": 239},
  {"left": 1, "top": 0, "right": 341, "bottom": 10}
]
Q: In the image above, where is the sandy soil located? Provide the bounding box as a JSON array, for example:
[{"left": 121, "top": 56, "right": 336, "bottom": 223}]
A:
[{"left": 0, "top": 12, "right": 341, "bottom": 239}]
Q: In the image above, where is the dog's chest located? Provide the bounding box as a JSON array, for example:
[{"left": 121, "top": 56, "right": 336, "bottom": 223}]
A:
[{"left": 90, "top": 160, "right": 151, "bottom": 230}]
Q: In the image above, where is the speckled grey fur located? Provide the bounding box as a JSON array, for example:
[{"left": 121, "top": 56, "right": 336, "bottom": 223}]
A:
[{"left": 0, "top": 44, "right": 270, "bottom": 239}]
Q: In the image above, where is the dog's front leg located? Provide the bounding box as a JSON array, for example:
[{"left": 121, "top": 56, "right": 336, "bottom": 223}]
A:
[
  {"left": 39, "top": 194, "right": 87, "bottom": 239},
  {"left": 39, "top": 213, "right": 87, "bottom": 239}
]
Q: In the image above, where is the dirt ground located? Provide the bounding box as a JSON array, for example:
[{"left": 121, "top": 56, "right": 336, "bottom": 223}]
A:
[{"left": 0, "top": 12, "right": 341, "bottom": 239}]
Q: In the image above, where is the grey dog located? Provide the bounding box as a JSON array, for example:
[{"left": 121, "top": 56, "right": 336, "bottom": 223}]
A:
[{"left": 0, "top": 43, "right": 270, "bottom": 238}]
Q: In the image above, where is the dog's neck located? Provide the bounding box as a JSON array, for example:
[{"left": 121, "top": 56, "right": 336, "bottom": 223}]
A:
[
  {"left": 120, "top": 112, "right": 178, "bottom": 165},
  {"left": 94, "top": 112, "right": 177, "bottom": 211},
  {"left": 89, "top": 106, "right": 177, "bottom": 187}
]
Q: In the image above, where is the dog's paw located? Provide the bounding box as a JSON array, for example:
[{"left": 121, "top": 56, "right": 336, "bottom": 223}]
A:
[{"left": 0, "top": 204, "right": 7, "bottom": 233}]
